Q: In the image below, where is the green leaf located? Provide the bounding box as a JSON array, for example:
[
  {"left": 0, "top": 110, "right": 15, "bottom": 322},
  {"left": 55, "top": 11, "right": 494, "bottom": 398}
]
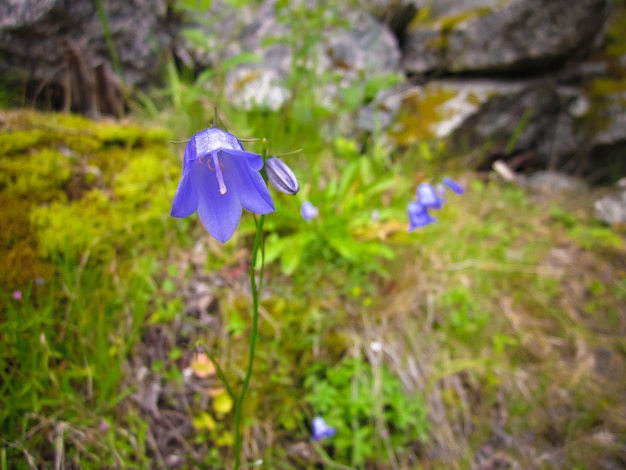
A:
[
  {"left": 363, "top": 73, "right": 404, "bottom": 100},
  {"left": 220, "top": 52, "right": 261, "bottom": 73},
  {"left": 280, "top": 233, "right": 311, "bottom": 274}
]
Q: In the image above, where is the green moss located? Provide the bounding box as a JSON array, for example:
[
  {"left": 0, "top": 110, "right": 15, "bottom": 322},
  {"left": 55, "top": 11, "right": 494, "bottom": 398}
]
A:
[
  {"left": 438, "top": 7, "right": 493, "bottom": 31},
  {"left": 388, "top": 87, "right": 456, "bottom": 146},
  {"left": 0, "top": 110, "right": 175, "bottom": 292},
  {"left": 590, "top": 79, "right": 626, "bottom": 96},
  {"left": 605, "top": 2, "right": 626, "bottom": 58}
]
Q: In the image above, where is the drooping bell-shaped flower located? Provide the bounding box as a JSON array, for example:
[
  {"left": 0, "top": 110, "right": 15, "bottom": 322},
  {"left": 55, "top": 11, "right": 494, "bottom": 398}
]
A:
[
  {"left": 416, "top": 183, "right": 444, "bottom": 209},
  {"left": 265, "top": 156, "right": 300, "bottom": 195},
  {"left": 407, "top": 201, "right": 437, "bottom": 231},
  {"left": 300, "top": 201, "right": 319, "bottom": 221},
  {"left": 170, "top": 127, "right": 275, "bottom": 243},
  {"left": 311, "top": 416, "right": 336, "bottom": 440}
]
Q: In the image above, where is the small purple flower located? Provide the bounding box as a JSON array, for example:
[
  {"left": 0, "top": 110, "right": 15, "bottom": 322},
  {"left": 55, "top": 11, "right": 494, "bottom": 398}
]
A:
[
  {"left": 301, "top": 201, "right": 319, "bottom": 221},
  {"left": 170, "top": 128, "right": 275, "bottom": 243},
  {"left": 407, "top": 201, "right": 436, "bottom": 231},
  {"left": 311, "top": 416, "right": 336, "bottom": 440},
  {"left": 416, "top": 183, "right": 443, "bottom": 210},
  {"left": 35, "top": 277, "right": 44, "bottom": 286},
  {"left": 266, "top": 157, "right": 300, "bottom": 195},
  {"left": 442, "top": 177, "right": 464, "bottom": 194},
  {"left": 13, "top": 290, "right": 22, "bottom": 300},
  {"left": 371, "top": 209, "right": 380, "bottom": 222}
]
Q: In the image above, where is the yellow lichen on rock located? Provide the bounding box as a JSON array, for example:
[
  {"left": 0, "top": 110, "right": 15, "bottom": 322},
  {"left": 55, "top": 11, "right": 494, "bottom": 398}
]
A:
[{"left": 388, "top": 87, "right": 456, "bottom": 146}]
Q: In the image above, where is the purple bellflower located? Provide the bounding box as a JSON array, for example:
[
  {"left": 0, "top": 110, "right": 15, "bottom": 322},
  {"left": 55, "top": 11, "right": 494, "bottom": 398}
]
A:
[
  {"left": 301, "top": 201, "right": 319, "bottom": 221},
  {"left": 416, "top": 183, "right": 444, "bottom": 209},
  {"left": 311, "top": 416, "right": 336, "bottom": 440},
  {"left": 407, "top": 177, "right": 463, "bottom": 231},
  {"left": 170, "top": 128, "right": 275, "bottom": 243},
  {"left": 408, "top": 201, "right": 437, "bottom": 230}
]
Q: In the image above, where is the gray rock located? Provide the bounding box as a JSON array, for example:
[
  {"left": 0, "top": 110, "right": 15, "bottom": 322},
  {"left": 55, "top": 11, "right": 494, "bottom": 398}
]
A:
[
  {"left": 0, "top": 0, "right": 56, "bottom": 28},
  {"left": 594, "top": 189, "right": 626, "bottom": 224},
  {"left": 0, "top": 0, "right": 172, "bottom": 116},
  {"left": 593, "top": 93, "right": 626, "bottom": 147},
  {"left": 360, "top": 0, "right": 418, "bottom": 34},
  {"left": 402, "top": 0, "right": 608, "bottom": 75},
  {"left": 217, "top": 1, "right": 402, "bottom": 118},
  {"left": 389, "top": 79, "right": 555, "bottom": 148},
  {"left": 525, "top": 171, "right": 588, "bottom": 193}
]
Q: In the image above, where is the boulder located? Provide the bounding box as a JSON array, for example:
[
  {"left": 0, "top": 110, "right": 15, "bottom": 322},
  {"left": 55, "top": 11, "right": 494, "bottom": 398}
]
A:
[
  {"left": 0, "top": 0, "right": 173, "bottom": 116},
  {"left": 211, "top": 1, "right": 402, "bottom": 119},
  {"left": 402, "top": 0, "right": 609, "bottom": 75},
  {"left": 389, "top": 79, "right": 559, "bottom": 148},
  {"left": 594, "top": 189, "right": 626, "bottom": 224},
  {"left": 360, "top": 0, "right": 418, "bottom": 34}
]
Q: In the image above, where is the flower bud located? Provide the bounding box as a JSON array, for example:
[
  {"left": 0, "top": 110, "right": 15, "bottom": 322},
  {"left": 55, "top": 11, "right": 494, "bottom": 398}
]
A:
[
  {"left": 265, "top": 157, "right": 300, "bottom": 195},
  {"left": 301, "top": 201, "right": 319, "bottom": 221},
  {"left": 442, "top": 177, "right": 464, "bottom": 194}
]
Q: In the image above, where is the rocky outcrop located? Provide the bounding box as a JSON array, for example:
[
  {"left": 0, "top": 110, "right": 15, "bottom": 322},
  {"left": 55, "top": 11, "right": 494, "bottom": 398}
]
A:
[
  {"left": 200, "top": 1, "right": 403, "bottom": 111},
  {"left": 0, "top": 0, "right": 172, "bottom": 117},
  {"left": 594, "top": 189, "right": 626, "bottom": 224},
  {"left": 1, "top": 0, "right": 624, "bottom": 182},
  {"left": 402, "top": 0, "right": 609, "bottom": 75}
]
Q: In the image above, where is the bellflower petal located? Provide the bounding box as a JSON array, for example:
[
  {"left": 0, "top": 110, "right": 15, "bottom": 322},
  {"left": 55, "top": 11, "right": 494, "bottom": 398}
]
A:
[
  {"left": 416, "top": 183, "right": 444, "bottom": 209},
  {"left": 221, "top": 150, "right": 275, "bottom": 214},
  {"left": 192, "top": 158, "right": 242, "bottom": 243},
  {"left": 171, "top": 172, "right": 199, "bottom": 217},
  {"left": 170, "top": 127, "right": 276, "bottom": 243},
  {"left": 408, "top": 201, "right": 436, "bottom": 231},
  {"left": 311, "top": 416, "right": 336, "bottom": 440}
]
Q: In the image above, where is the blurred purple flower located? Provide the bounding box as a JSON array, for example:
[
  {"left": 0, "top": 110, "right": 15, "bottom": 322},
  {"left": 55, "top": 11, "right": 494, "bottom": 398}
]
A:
[
  {"left": 408, "top": 177, "right": 464, "bottom": 231},
  {"left": 311, "top": 416, "right": 336, "bottom": 440},
  {"left": 13, "top": 290, "right": 22, "bottom": 300},
  {"left": 443, "top": 177, "right": 464, "bottom": 194},
  {"left": 408, "top": 201, "right": 437, "bottom": 231},
  {"left": 170, "top": 128, "right": 275, "bottom": 243},
  {"left": 301, "top": 201, "right": 319, "bottom": 221},
  {"left": 417, "top": 183, "right": 444, "bottom": 209},
  {"left": 371, "top": 209, "right": 380, "bottom": 222},
  {"left": 266, "top": 157, "right": 300, "bottom": 195},
  {"left": 35, "top": 277, "right": 44, "bottom": 286},
  {"left": 99, "top": 420, "right": 109, "bottom": 432}
]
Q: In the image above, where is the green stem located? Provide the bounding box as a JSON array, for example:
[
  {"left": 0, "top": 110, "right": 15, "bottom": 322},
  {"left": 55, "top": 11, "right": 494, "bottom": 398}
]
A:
[
  {"left": 94, "top": 0, "right": 124, "bottom": 80},
  {"left": 233, "top": 215, "right": 265, "bottom": 469}
]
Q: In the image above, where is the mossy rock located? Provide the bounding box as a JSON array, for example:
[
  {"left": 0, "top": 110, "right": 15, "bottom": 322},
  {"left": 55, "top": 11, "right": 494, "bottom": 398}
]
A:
[
  {"left": 388, "top": 87, "right": 457, "bottom": 146},
  {"left": 0, "top": 110, "right": 176, "bottom": 294}
]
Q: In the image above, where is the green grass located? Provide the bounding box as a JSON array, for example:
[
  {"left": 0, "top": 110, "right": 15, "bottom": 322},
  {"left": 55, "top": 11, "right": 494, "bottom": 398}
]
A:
[
  {"left": 2, "top": 1, "right": 626, "bottom": 467},
  {"left": 2, "top": 106, "right": 624, "bottom": 469}
]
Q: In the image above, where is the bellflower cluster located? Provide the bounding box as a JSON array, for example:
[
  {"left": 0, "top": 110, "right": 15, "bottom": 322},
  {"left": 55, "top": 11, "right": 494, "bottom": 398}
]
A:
[
  {"left": 311, "top": 416, "right": 336, "bottom": 440},
  {"left": 170, "top": 127, "right": 276, "bottom": 243},
  {"left": 408, "top": 177, "right": 464, "bottom": 231}
]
